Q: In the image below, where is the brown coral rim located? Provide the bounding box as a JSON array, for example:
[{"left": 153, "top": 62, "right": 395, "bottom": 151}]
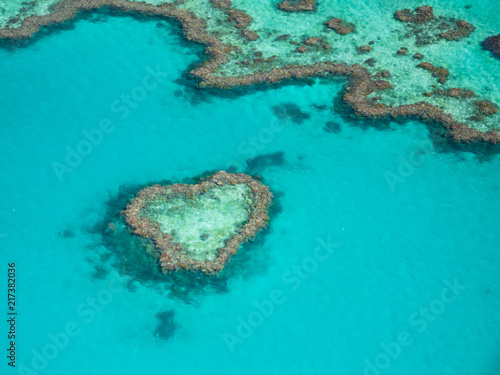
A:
[
  {"left": 122, "top": 171, "right": 273, "bottom": 274},
  {"left": 0, "top": 0, "right": 498, "bottom": 144}
]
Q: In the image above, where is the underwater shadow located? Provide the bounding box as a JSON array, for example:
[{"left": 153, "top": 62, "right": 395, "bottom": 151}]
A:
[{"left": 154, "top": 309, "right": 179, "bottom": 340}]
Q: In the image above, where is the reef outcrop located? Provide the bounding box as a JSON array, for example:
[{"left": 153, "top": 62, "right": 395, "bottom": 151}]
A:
[
  {"left": 122, "top": 171, "right": 273, "bottom": 274},
  {"left": 210, "top": 0, "right": 260, "bottom": 41},
  {"left": 439, "top": 20, "right": 475, "bottom": 41},
  {"left": 432, "top": 88, "right": 475, "bottom": 98},
  {"left": 325, "top": 18, "right": 355, "bottom": 35},
  {"left": 395, "top": 6, "right": 435, "bottom": 23},
  {"left": 476, "top": 100, "right": 498, "bottom": 116},
  {"left": 226, "top": 9, "right": 252, "bottom": 29},
  {"left": 210, "top": 0, "right": 233, "bottom": 10},
  {"left": 417, "top": 62, "right": 450, "bottom": 84},
  {"left": 397, "top": 47, "right": 407, "bottom": 56},
  {"left": 482, "top": 34, "right": 500, "bottom": 59},
  {"left": 395, "top": 5, "right": 475, "bottom": 45},
  {"left": 357, "top": 45, "right": 372, "bottom": 54},
  {"left": 278, "top": 0, "right": 316, "bottom": 12}
]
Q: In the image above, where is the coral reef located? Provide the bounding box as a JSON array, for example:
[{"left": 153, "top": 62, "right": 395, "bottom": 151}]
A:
[
  {"left": 92, "top": 178, "right": 272, "bottom": 301},
  {"left": 357, "top": 45, "right": 372, "bottom": 54},
  {"left": 0, "top": 1, "right": 498, "bottom": 144},
  {"left": 210, "top": 0, "right": 259, "bottom": 41},
  {"left": 325, "top": 18, "right": 355, "bottom": 35},
  {"left": 210, "top": 0, "right": 232, "bottom": 10},
  {"left": 364, "top": 58, "right": 376, "bottom": 67},
  {"left": 296, "top": 36, "right": 331, "bottom": 51},
  {"left": 397, "top": 47, "right": 407, "bottom": 56},
  {"left": 417, "top": 62, "right": 450, "bottom": 84},
  {"left": 431, "top": 88, "right": 475, "bottom": 99},
  {"left": 241, "top": 29, "right": 259, "bottom": 41},
  {"left": 395, "top": 6, "right": 435, "bottom": 23},
  {"left": 476, "top": 101, "right": 498, "bottom": 116},
  {"left": 122, "top": 171, "right": 273, "bottom": 274},
  {"left": 439, "top": 20, "right": 475, "bottom": 41},
  {"left": 482, "top": 34, "right": 500, "bottom": 59},
  {"left": 395, "top": 6, "right": 475, "bottom": 46},
  {"left": 278, "top": 0, "right": 316, "bottom": 12},
  {"left": 226, "top": 9, "right": 252, "bottom": 29}
]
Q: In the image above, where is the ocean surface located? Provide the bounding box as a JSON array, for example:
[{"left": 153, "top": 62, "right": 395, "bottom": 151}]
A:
[{"left": 0, "top": 3, "right": 499, "bottom": 375}]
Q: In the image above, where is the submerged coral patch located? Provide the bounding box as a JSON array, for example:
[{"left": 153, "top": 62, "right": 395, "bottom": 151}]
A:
[
  {"left": 325, "top": 18, "right": 355, "bottom": 35},
  {"left": 482, "top": 34, "right": 500, "bottom": 60},
  {"left": 394, "top": 6, "right": 475, "bottom": 46},
  {"left": 246, "top": 152, "right": 285, "bottom": 173},
  {"left": 123, "top": 171, "right": 273, "bottom": 274},
  {"left": 278, "top": 0, "right": 316, "bottom": 12},
  {"left": 272, "top": 103, "right": 311, "bottom": 124}
]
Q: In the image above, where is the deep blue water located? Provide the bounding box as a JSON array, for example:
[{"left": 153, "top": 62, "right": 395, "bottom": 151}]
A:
[{"left": 1, "top": 12, "right": 500, "bottom": 375}]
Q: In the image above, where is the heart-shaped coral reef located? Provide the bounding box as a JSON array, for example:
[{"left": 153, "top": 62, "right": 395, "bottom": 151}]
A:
[{"left": 123, "top": 171, "right": 273, "bottom": 274}]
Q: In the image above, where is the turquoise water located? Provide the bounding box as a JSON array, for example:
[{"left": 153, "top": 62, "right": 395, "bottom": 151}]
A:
[{"left": 0, "top": 9, "right": 500, "bottom": 375}]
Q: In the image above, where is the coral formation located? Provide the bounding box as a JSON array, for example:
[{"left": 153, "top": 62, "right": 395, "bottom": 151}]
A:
[
  {"left": 439, "top": 20, "right": 475, "bottom": 41},
  {"left": 476, "top": 101, "right": 498, "bottom": 116},
  {"left": 0, "top": 1, "right": 498, "bottom": 144},
  {"left": 397, "top": 47, "right": 407, "bottom": 56},
  {"left": 210, "top": 0, "right": 232, "bottom": 10},
  {"left": 417, "top": 62, "right": 450, "bottom": 84},
  {"left": 432, "top": 88, "right": 475, "bottom": 99},
  {"left": 357, "top": 45, "right": 372, "bottom": 54},
  {"left": 364, "top": 58, "right": 376, "bottom": 67},
  {"left": 122, "top": 171, "right": 273, "bottom": 274},
  {"left": 325, "top": 18, "right": 355, "bottom": 35},
  {"left": 482, "top": 34, "right": 500, "bottom": 59},
  {"left": 278, "top": 0, "right": 316, "bottom": 12},
  {"left": 395, "top": 6, "right": 475, "bottom": 46},
  {"left": 210, "top": 0, "right": 259, "bottom": 41},
  {"left": 394, "top": 5, "right": 435, "bottom": 23}
]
